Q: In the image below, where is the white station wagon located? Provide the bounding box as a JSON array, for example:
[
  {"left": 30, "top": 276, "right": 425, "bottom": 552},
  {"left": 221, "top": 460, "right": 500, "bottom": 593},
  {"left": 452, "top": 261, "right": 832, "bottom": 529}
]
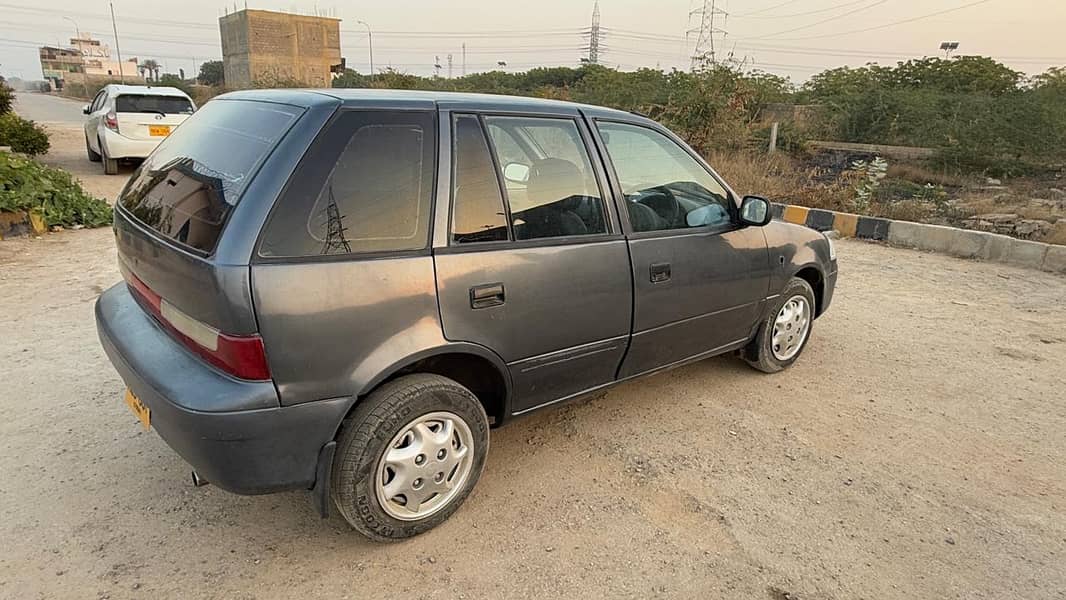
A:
[{"left": 83, "top": 84, "right": 196, "bottom": 174}]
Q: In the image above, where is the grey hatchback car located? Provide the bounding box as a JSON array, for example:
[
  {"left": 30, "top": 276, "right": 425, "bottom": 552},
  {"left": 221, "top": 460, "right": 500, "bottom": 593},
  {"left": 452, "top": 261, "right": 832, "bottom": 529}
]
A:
[{"left": 96, "top": 89, "right": 837, "bottom": 541}]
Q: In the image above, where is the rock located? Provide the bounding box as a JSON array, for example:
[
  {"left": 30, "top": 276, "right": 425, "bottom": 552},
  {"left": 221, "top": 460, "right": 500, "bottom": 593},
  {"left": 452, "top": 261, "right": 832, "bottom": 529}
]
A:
[
  {"left": 974, "top": 213, "right": 1018, "bottom": 223},
  {"left": 986, "top": 177, "right": 1002, "bottom": 186},
  {"left": 1049, "top": 188, "right": 1065, "bottom": 198},
  {"left": 1014, "top": 219, "right": 1051, "bottom": 239},
  {"left": 945, "top": 537, "right": 956, "bottom": 545}
]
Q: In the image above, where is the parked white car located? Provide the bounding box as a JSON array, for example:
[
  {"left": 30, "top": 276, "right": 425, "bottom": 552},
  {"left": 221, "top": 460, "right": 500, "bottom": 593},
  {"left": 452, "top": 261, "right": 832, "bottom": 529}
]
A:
[{"left": 83, "top": 85, "right": 196, "bottom": 175}]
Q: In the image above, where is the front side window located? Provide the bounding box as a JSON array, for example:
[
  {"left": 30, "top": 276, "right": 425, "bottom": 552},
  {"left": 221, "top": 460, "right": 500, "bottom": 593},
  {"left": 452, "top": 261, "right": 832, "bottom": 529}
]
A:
[
  {"left": 597, "top": 121, "right": 732, "bottom": 233},
  {"left": 259, "top": 110, "right": 436, "bottom": 257},
  {"left": 484, "top": 116, "right": 607, "bottom": 240}
]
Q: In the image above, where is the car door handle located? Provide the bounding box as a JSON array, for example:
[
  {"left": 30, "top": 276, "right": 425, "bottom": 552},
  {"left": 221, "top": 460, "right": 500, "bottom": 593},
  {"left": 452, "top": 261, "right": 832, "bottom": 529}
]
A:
[
  {"left": 470, "top": 283, "right": 505, "bottom": 309},
  {"left": 650, "top": 262, "right": 671, "bottom": 283}
]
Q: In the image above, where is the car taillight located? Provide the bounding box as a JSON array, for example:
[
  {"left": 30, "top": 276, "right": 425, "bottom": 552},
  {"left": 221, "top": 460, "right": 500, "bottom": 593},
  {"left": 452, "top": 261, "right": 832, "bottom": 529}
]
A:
[
  {"left": 126, "top": 273, "right": 271, "bottom": 381},
  {"left": 105, "top": 111, "right": 119, "bottom": 132}
]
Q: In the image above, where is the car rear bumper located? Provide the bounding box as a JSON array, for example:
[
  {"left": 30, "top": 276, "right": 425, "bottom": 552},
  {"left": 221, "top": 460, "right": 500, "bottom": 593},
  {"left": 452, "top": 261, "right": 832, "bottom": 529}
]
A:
[
  {"left": 95, "top": 283, "right": 354, "bottom": 495},
  {"left": 100, "top": 129, "right": 163, "bottom": 159}
]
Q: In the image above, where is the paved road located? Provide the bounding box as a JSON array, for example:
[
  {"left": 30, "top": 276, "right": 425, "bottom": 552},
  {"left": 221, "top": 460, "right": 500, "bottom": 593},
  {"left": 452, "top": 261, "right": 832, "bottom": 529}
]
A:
[{"left": 13, "top": 91, "right": 87, "bottom": 125}]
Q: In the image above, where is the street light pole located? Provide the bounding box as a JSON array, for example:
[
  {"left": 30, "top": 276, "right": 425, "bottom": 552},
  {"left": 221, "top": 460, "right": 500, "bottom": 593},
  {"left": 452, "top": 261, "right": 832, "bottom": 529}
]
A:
[
  {"left": 109, "top": 2, "right": 125, "bottom": 83},
  {"left": 63, "top": 17, "right": 89, "bottom": 93},
  {"left": 357, "top": 20, "right": 374, "bottom": 80}
]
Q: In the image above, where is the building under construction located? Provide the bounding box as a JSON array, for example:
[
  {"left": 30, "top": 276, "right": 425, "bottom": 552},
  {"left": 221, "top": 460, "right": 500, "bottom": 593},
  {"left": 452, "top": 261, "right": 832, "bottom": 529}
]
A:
[{"left": 219, "top": 8, "right": 342, "bottom": 88}]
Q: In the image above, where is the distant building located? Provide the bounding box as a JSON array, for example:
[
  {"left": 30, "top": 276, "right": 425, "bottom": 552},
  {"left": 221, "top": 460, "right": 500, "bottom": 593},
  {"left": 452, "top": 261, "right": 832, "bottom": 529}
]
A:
[
  {"left": 39, "top": 33, "right": 141, "bottom": 89},
  {"left": 219, "top": 8, "right": 341, "bottom": 88}
]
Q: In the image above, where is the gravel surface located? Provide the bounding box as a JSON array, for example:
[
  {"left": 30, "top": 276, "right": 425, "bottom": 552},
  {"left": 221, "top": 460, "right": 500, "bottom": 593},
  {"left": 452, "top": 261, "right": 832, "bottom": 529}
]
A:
[{"left": 1, "top": 126, "right": 1064, "bottom": 600}]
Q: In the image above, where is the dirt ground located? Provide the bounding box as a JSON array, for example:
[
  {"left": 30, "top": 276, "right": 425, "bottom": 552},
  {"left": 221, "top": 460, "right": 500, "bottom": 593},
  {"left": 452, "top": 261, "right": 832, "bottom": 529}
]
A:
[{"left": 1, "top": 126, "right": 1065, "bottom": 600}]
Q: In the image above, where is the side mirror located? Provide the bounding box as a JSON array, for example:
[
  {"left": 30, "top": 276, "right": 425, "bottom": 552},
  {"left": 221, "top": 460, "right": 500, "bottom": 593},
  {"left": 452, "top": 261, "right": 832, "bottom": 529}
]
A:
[
  {"left": 503, "top": 162, "right": 530, "bottom": 184},
  {"left": 81, "top": 104, "right": 90, "bottom": 115},
  {"left": 739, "top": 195, "right": 772, "bottom": 226}
]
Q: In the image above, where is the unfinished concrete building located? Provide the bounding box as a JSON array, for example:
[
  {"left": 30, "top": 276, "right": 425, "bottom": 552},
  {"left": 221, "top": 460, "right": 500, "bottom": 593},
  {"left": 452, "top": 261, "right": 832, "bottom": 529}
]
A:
[{"left": 219, "top": 8, "right": 341, "bottom": 88}]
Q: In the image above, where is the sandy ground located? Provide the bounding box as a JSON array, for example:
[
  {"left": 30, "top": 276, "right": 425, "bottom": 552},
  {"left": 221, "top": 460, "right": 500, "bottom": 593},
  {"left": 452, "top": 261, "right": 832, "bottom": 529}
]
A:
[{"left": 1, "top": 128, "right": 1065, "bottom": 600}]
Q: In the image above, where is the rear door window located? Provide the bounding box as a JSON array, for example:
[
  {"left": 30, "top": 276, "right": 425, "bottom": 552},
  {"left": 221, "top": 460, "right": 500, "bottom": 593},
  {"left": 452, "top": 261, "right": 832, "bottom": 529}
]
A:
[
  {"left": 116, "top": 94, "right": 194, "bottom": 115},
  {"left": 118, "top": 99, "right": 303, "bottom": 253},
  {"left": 259, "top": 110, "right": 437, "bottom": 258}
]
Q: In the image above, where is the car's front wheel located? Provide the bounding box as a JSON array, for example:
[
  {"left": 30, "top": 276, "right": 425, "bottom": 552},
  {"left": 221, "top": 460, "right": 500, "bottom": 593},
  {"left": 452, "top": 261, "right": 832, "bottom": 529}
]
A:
[
  {"left": 86, "top": 136, "right": 101, "bottom": 162},
  {"left": 331, "top": 373, "right": 489, "bottom": 542},
  {"left": 742, "top": 276, "right": 816, "bottom": 373}
]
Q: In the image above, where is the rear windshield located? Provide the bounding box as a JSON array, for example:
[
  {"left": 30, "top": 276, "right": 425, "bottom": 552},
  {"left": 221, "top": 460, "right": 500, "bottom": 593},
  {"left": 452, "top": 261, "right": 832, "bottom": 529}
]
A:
[
  {"left": 119, "top": 99, "right": 303, "bottom": 253},
  {"left": 116, "top": 94, "right": 195, "bottom": 115}
]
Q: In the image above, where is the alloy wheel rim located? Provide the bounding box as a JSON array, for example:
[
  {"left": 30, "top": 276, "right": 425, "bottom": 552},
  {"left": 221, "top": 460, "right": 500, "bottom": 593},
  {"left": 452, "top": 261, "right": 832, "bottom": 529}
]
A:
[
  {"left": 374, "top": 411, "right": 474, "bottom": 521},
  {"left": 771, "top": 295, "right": 811, "bottom": 361}
]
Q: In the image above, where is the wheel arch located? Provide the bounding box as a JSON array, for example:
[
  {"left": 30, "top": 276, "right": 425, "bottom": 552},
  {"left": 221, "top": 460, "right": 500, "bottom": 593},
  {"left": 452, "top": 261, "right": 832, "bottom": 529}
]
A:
[
  {"left": 356, "top": 343, "right": 513, "bottom": 427},
  {"left": 791, "top": 264, "right": 826, "bottom": 317}
]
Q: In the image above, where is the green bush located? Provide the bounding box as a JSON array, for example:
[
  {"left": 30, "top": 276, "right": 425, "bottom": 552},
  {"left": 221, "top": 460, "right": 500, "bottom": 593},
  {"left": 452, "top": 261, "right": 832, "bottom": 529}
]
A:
[
  {"left": 0, "top": 113, "right": 50, "bottom": 155},
  {"left": 0, "top": 81, "right": 13, "bottom": 114},
  {"left": 0, "top": 151, "right": 112, "bottom": 227}
]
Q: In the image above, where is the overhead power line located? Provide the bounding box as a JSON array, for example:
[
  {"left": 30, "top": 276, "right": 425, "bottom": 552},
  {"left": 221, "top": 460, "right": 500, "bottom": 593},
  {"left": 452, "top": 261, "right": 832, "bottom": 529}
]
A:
[
  {"left": 769, "top": 0, "right": 998, "bottom": 41},
  {"left": 742, "top": 0, "right": 889, "bottom": 41}
]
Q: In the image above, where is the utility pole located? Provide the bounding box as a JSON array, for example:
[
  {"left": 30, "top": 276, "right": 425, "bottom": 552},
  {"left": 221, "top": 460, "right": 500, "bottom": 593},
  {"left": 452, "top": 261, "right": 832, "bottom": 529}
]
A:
[
  {"left": 109, "top": 2, "right": 125, "bottom": 83},
  {"left": 357, "top": 20, "right": 374, "bottom": 79},
  {"left": 447, "top": 53, "right": 453, "bottom": 79},
  {"left": 582, "top": 1, "right": 603, "bottom": 65},
  {"left": 687, "top": 0, "right": 727, "bottom": 70},
  {"left": 462, "top": 43, "right": 466, "bottom": 76},
  {"left": 63, "top": 16, "right": 89, "bottom": 92},
  {"left": 434, "top": 56, "right": 442, "bottom": 78}
]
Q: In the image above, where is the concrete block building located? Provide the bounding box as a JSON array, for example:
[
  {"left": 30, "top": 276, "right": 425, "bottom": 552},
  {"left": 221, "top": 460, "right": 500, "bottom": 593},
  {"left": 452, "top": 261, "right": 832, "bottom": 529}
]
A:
[{"left": 219, "top": 9, "right": 341, "bottom": 88}]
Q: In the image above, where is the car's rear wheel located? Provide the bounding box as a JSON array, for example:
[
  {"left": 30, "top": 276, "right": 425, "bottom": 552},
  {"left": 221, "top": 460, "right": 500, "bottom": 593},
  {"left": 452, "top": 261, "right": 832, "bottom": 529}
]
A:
[
  {"left": 100, "top": 138, "right": 118, "bottom": 175},
  {"left": 742, "top": 276, "right": 816, "bottom": 373},
  {"left": 86, "top": 136, "right": 101, "bottom": 162},
  {"left": 331, "top": 373, "right": 489, "bottom": 542}
]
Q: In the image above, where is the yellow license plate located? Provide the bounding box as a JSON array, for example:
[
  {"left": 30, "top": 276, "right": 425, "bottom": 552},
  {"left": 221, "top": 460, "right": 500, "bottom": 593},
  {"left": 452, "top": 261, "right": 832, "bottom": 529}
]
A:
[
  {"left": 124, "top": 388, "right": 151, "bottom": 430},
  {"left": 149, "top": 125, "right": 171, "bottom": 137}
]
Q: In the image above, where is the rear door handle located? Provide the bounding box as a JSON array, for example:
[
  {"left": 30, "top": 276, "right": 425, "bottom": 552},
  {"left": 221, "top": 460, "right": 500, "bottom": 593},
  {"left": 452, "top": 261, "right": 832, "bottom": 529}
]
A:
[
  {"left": 650, "top": 262, "right": 671, "bottom": 283},
  {"left": 470, "top": 283, "right": 505, "bottom": 309}
]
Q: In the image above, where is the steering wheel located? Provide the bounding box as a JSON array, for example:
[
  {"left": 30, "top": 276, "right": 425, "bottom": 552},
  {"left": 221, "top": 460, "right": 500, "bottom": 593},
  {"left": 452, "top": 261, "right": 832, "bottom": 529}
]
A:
[{"left": 636, "top": 186, "right": 681, "bottom": 227}]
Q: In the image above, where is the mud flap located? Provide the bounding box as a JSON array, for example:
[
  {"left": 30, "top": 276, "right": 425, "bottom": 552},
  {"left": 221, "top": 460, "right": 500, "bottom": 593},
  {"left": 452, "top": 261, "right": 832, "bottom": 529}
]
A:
[{"left": 311, "top": 441, "right": 336, "bottom": 519}]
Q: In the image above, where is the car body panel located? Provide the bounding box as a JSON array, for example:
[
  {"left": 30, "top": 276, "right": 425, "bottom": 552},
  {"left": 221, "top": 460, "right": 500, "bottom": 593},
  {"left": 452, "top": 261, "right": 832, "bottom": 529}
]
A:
[
  {"left": 434, "top": 240, "right": 633, "bottom": 413},
  {"left": 619, "top": 226, "right": 772, "bottom": 378},
  {"left": 251, "top": 256, "right": 444, "bottom": 406}
]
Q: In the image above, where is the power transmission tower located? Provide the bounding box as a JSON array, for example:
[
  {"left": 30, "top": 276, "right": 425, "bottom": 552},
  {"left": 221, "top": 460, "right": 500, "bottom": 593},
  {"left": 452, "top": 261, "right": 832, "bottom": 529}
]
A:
[
  {"left": 434, "top": 55, "right": 442, "bottom": 77},
  {"left": 687, "top": 0, "right": 728, "bottom": 70},
  {"left": 582, "top": 1, "right": 604, "bottom": 65},
  {"left": 321, "top": 187, "right": 352, "bottom": 255}
]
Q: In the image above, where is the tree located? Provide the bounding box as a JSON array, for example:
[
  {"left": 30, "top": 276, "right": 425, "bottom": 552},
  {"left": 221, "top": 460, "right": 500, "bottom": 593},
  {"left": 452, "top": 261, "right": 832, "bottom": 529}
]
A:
[
  {"left": 197, "top": 60, "right": 224, "bottom": 87},
  {"left": 140, "top": 59, "right": 161, "bottom": 82}
]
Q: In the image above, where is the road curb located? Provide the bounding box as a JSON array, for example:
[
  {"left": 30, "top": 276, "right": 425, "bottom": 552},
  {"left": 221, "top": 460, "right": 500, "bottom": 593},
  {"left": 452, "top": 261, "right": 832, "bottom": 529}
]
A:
[{"left": 772, "top": 202, "right": 1065, "bottom": 275}]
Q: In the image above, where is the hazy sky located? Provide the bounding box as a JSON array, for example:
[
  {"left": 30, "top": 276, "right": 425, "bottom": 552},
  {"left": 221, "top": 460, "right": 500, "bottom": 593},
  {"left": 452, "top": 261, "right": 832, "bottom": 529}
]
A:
[{"left": 2, "top": 0, "right": 1064, "bottom": 84}]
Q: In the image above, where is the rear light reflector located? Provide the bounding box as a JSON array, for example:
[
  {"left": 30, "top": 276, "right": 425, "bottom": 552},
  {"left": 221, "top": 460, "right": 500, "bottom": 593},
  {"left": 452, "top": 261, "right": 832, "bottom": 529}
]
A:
[{"left": 125, "top": 273, "right": 271, "bottom": 381}]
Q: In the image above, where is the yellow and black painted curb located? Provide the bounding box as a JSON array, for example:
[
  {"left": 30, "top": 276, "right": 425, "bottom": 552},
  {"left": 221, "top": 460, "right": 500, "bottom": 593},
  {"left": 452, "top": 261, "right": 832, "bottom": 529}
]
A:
[
  {"left": 770, "top": 202, "right": 1066, "bottom": 275},
  {"left": 0, "top": 210, "right": 47, "bottom": 240},
  {"left": 771, "top": 203, "right": 887, "bottom": 241}
]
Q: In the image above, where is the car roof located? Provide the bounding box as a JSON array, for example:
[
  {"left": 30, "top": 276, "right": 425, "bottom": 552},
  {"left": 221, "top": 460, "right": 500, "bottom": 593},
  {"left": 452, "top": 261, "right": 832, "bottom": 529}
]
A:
[
  {"left": 104, "top": 84, "right": 191, "bottom": 98},
  {"left": 216, "top": 88, "right": 641, "bottom": 120}
]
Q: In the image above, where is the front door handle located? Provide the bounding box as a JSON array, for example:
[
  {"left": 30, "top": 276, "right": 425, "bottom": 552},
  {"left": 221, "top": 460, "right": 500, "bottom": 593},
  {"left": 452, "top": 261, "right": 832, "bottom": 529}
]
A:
[
  {"left": 650, "top": 262, "right": 671, "bottom": 283},
  {"left": 470, "top": 282, "right": 505, "bottom": 309}
]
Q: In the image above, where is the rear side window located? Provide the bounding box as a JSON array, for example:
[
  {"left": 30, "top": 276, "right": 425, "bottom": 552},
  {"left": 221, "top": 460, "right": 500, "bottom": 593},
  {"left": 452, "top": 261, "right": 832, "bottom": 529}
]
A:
[
  {"left": 259, "top": 110, "right": 436, "bottom": 258},
  {"left": 116, "top": 94, "right": 194, "bottom": 115},
  {"left": 451, "top": 115, "right": 508, "bottom": 244},
  {"left": 119, "top": 100, "right": 302, "bottom": 253}
]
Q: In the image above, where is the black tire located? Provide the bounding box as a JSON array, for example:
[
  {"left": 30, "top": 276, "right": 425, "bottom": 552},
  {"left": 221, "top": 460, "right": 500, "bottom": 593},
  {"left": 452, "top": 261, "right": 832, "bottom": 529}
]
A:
[
  {"left": 101, "top": 138, "right": 118, "bottom": 175},
  {"left": 86, "top": 137, "right": 101, "bottom": 162},
  {"left": 742, "top": 277, "right": 817, "bottom": 373},
  {"left": 331, "top": 373, "right": 489, "bottom": 542}
]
